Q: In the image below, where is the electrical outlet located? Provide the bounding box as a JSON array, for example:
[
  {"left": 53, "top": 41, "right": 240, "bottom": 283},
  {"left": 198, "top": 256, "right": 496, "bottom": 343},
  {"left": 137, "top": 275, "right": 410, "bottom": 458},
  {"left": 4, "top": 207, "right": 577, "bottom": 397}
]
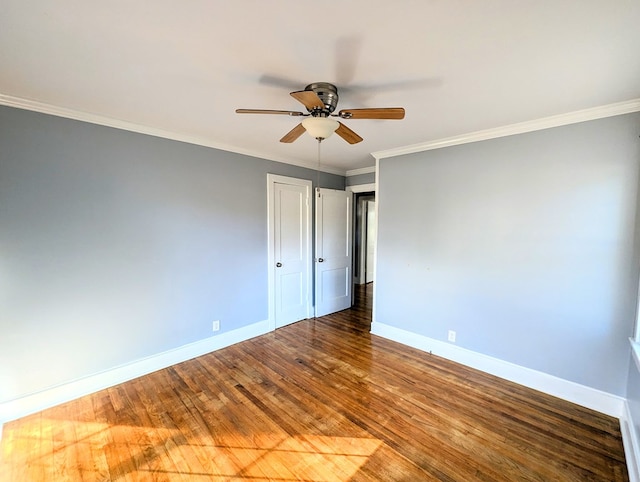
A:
[
  {"left": 212, "top": 320, "right": 220, "bottom": 332},
  {"left": 448, "top": 330, "right": 456, "bottom": 343}
]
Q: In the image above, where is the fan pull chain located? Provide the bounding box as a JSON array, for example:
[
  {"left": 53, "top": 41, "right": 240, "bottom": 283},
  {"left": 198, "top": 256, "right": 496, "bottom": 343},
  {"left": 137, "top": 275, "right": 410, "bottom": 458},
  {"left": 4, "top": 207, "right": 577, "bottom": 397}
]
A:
[{"left": 317, "top": 138, "right": 322, "bottom": 196}]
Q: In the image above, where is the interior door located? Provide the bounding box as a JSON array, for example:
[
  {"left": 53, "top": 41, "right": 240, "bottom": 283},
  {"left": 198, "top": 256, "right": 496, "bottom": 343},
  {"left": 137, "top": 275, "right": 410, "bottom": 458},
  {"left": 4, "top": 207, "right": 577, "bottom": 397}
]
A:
[
  {"left": 273, "top": 181, "right": 311, "bottom": 328},
  {"left": 315, "top": 188, "right": 352, "bottom": 317}
]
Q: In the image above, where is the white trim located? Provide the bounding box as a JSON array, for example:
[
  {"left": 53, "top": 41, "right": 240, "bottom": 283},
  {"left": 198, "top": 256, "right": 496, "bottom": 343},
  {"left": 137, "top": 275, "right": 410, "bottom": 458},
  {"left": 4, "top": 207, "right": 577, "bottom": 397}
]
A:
[
  {"left": 346, "top": 184, "right": 377, "bottom": 286},
  {"left": 622, "top": 400, "right": 640, "bottom": 482},
  {"left": 370, "top": 321, "right": 625, "bottom": 417},
  {"left": 372, "top": 98, "right": 640, "bottom": 160},
  {"left": 0, "top": 93, "right": 346, "bottom": 176},
  {"left": 634, "top": 279, "right": 640, "bottom": 343},
  {"left": 632, "top": 338, "right": 640, "bottom": 373},
  {"left": 372, "top": 157, "right": 381, "bottom": 325},
  {"left": 266, "top": 174, "right": 313, "bottom": 330},
  {"left": 0, "top": 319, "right": 270, "bottom": 426},
  {"left": 346, "top": 166, "right": 376, "bottom": 177},
  {"left": 633, "top": 278, "right": 640, "bottom": 344},
  {"left": 345, "top": 183, "right": 376, "bottom": 194}
]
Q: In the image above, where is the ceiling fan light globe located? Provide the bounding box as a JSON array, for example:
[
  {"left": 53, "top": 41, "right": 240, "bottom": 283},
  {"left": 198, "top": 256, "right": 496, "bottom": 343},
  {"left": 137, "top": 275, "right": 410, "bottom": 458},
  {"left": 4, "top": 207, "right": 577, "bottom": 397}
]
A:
[{"left": 302, "top": 117, "right": 339, "bottom": 140}]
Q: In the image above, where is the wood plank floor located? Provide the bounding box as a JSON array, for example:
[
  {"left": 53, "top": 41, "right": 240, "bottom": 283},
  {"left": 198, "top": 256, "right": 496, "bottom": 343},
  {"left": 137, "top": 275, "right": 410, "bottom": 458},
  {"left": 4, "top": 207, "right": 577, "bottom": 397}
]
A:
[{"left": 0, "top": 284, "right": 629, "bottom": 481}]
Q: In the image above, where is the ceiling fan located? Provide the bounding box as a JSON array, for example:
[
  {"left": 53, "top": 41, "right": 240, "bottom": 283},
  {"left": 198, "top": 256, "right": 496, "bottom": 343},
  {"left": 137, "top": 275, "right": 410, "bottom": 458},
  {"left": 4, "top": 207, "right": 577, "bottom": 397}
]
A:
[{"left": 236, "top": 82, "right": 405, "bottom": 144}]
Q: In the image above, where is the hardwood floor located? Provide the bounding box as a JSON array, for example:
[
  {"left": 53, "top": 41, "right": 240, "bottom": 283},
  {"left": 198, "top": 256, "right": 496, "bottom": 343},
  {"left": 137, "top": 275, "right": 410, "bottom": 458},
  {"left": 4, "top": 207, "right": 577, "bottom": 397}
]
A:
[{"left": 0, "top": 283, "right": 629, "bottom": 481}]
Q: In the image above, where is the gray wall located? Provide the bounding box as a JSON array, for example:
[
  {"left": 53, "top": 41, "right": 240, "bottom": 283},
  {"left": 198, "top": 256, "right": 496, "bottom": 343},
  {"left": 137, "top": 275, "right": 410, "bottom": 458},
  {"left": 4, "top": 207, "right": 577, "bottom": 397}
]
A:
[
  {"left": 376, "top": 113, "right": 640, "bottom": 396},
  {"left": 0, "top": 105, "right": 343, "bottom": 402},
  {"left": 346, "top": 171, "right": 375, "bottom": 186}
]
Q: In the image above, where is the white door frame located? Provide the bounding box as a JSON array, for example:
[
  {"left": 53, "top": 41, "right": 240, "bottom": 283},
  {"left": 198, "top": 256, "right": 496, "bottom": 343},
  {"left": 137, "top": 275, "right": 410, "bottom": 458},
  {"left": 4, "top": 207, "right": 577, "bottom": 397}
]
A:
[
  {"left": 267, "top": 174, "right": 313, "bottom": 331},
  {"left": 346, "top": 183, "right": 376, "bottom": 305},
  {"left": 365, "top": 199, "right": 376, "bottom": 283},
  {"left": 346, "top": 183, "right": 375, "bottom": 195}
]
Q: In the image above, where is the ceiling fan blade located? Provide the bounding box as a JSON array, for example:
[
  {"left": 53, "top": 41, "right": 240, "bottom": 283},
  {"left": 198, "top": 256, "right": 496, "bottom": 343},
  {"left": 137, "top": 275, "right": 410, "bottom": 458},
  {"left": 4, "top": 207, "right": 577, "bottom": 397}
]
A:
[
  {"left": 280, "top": 123, "right": 306, "bottom": 143},
  {"left": 335, "top": 35, "right": 363, "bottom": 85},
  {"left": 337, "top": 108, "right": 405, "bottom": 120},
  {"left": 335, "top": 122, "right": 363, "bottom": 144},
  {"left": 290, "top": 90, "right": 325, "bottom": 110},
  {"left": 258, "top": 74, "right": 302, "bottom": 90},
  {"left": 236, "top": 109, "right": 305, "bottom": 116}
]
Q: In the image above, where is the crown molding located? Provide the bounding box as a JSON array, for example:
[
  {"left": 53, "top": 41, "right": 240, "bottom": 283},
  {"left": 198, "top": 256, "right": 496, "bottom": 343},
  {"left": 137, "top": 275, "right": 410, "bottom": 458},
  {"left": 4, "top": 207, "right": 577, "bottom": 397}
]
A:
[
  {"left": 373, "top": 98, "right": 640, "bottom": 160},
  {"left": 0, "top": 93, "right": 347, "bottom": 176},
  {"left": 346, "top": 166, "right": 376, "bottom": 177}
]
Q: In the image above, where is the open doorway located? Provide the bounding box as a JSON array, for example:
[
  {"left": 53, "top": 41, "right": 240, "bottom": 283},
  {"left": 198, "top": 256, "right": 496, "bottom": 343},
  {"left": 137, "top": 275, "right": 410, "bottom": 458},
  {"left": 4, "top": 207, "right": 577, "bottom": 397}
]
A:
[
  {"left": 346, "top": 183, "right": 376, "bottom": 321},
  {"left": 354, "top": 192, "right": 376, "bottom": 286},
  {"left": 352, "top": 190, "right": 375, "bottom": 319}
]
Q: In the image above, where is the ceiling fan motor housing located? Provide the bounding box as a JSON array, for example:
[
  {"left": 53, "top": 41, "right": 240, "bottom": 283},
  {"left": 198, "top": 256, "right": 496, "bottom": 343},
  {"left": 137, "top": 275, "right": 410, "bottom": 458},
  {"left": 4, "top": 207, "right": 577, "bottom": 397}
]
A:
[{"left": 306, "top": 82, "right": 339, "bottom": 117}]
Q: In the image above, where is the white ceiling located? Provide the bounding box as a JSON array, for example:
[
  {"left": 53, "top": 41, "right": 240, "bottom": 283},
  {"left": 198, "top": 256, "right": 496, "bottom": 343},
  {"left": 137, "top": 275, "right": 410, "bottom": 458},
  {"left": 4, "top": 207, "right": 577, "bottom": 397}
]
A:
[{"left": 2, "top": 1, "right": 639, "bottom": 174}]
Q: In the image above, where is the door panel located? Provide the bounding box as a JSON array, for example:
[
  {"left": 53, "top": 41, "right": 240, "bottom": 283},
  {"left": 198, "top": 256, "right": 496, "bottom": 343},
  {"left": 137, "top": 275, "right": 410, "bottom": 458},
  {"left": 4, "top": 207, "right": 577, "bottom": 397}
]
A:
[
  {"left": 315, "top": 188, "right": 352, "bottom": 317},
  {"left": 320, "top": 267, "right": 350, "bottom": 299},
  {"left": 280, "top": 272, "right": 303, "bottom": 306},
  {"left": 274, "top": 181, "right": 310, "bottom": 327}
]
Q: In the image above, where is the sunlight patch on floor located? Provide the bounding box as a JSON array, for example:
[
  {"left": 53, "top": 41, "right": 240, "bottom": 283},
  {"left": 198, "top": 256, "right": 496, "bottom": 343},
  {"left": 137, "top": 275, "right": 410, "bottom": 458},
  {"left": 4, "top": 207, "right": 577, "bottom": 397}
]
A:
[{"left": 1, "top": 418, "right": 383, "bottom": 481}]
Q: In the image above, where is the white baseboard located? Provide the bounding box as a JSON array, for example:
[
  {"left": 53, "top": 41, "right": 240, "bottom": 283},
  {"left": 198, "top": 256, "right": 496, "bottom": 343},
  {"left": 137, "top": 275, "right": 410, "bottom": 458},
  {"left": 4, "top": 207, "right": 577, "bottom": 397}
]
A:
[
  {"left": 622, "top": 401, "right": 640, "bottom": 482},
  {"left": 0, "top": 319, "right": 270, "bottom": 430},
  {"left": 370, "top": 321, "right": 625, "bottom": 418}
]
